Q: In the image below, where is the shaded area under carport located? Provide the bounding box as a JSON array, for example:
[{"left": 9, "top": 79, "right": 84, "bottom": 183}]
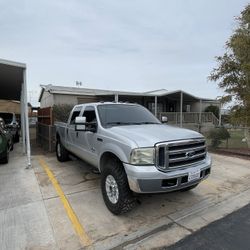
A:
[{"left": 0, "top": 58, "right": 31, "bottom": 166}]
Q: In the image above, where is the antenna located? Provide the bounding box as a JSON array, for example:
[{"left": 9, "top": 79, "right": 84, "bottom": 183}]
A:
[{"left": 76, "top": 81, "right": 82, "bottom": 87}]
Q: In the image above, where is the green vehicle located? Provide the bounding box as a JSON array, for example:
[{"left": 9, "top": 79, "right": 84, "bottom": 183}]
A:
[{"left": 0, "top": 117, "right": 14, "bottom": 164}]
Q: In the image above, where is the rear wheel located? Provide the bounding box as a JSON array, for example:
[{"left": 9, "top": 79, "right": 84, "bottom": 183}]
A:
[
  {"left": 101, "top": 159, "right": 136, "bottom": 215},
  {"left": 56, "top": 139, "right": 69, "bottom": 162},
  {"left": 9, "top": 137, "right": 14, "bottom": 151},
  {"left": 10, "top": 140, "right": 14, "bottom": 151},
  {"left": 14, "top": 132, "right": 20, "bottom": 143},
  {"left": 0, "top": 149, "right": 9, "bottom": 164}
]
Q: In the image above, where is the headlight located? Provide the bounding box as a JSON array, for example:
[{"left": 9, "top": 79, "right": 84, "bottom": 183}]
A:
[{"left": 130, "top": 147, "right": 155, "bottom": 165}]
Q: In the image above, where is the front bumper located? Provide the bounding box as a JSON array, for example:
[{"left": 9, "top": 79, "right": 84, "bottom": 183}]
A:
[{"left": 123, "top": 154, "right": 212, "bottom": 193}]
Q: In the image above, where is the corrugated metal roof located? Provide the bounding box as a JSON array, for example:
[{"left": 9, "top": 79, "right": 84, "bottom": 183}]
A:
[
  {"left": 144, "top": 89, "right": 169, "bottom": 95},
  {"left": 39, "top": 84, "right": 216, "bottom": 102}
]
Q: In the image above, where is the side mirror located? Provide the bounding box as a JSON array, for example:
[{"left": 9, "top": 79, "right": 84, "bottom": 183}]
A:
[
  {"left": 161, "top": 116, "right": 168, "bottom": 123},
  {"left": 75, "top": 116, "right": 86, "bottom": 131}
]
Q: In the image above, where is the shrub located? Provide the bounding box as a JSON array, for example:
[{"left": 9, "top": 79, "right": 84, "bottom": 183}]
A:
[
  {"left": 208, "top": 127, "right": 230, "bottom": 148},
  {"left": 204, "top": 105, "right": 219, "bottom": 119},
  {"left": 53, "top": 104, "right": 74, "bottom": 122}
]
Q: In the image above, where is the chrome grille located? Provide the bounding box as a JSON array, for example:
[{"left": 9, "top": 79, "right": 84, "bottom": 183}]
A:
[{"left": 156, "top": 139, "right": 206, "bottom": 171}]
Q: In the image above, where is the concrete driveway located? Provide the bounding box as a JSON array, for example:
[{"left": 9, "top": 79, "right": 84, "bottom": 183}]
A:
[{"left": 1, "top": 144, "right": 250, "bottom": 250}]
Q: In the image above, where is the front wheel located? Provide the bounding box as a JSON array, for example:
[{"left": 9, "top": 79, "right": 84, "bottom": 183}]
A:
[
  {"left": 101, "top": 159, "right": 136, "bottom": 215},
  {"left": 56, "top": 139, "right": 69, "bottom": 162}
]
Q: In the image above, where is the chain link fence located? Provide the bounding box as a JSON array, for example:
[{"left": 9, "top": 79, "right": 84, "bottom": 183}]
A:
[
  {"left": 36, "top": 123, "right": 56, "bottom": 152},
  {"left": 204, "top": 127, "right": 250, "bottom": 157}
]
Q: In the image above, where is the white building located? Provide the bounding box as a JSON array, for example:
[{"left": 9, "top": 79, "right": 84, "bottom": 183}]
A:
[{"left": 39, "top": 84, "right": 219, "bottom": 116}]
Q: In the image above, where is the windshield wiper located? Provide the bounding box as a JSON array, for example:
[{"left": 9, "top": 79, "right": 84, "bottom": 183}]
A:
[{"left": 106, "top": 122, "right": 138, "bottom": 126}]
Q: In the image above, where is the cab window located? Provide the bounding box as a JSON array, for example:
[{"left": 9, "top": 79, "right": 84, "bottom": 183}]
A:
[
  {"left": 69, "top": 107, "right": 82, "bottom": 124},
  {"left": 83, "top": 106, "right": 96, "bottom": 123}
]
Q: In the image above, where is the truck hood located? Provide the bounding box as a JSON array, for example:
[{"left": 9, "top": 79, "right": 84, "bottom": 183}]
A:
[{"left": 108, "top": 124, "right": 203, "bottom": 147}]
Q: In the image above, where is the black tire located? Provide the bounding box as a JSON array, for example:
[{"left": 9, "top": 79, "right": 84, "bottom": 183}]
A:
[
  {"left": 181, "top": 183, "right": 199, "bottom": 192},
  {"left": 0, "top": 149, "right": 9, "bottom": 164},
  {"left": 14, "top": 132, "right": 20, "bottom": 143},
  {"left": 101, "top": 158, "right": 136, "bottom": 215},
  {"left": 10, "top": 140, "right": 14, "bottom": 151},
  {"left": 56, "top": 139, "right": 69, "bottom": 162}
]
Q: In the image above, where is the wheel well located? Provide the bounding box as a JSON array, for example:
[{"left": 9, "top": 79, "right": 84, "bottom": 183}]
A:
[{"left": 99, "top": 152, "right": 123, "bottom": 173}]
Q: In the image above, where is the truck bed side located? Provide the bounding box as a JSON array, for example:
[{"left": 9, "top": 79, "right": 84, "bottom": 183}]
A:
[{"left": 55, "top": 122, "right": 68, "bottom": 147}]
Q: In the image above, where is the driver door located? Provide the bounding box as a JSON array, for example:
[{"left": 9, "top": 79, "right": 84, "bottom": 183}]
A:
[{"left": 75, "top": 106, "right": 99, "bottom": 166}]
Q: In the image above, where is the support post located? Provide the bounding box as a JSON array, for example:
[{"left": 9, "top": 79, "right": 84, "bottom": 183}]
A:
[
  {"left": 23, "top": 69, "right": 31, "bottom": 167},
  {"left": 114, "top": 94, "right": 119, "bottom": 103},
  {"left": 219, "top": 101, "right": 222, "bottom": 126},
  {"left": 48, "top": 125, "right": 52, "bottom": 152},
  {"left": 154, "top": 96, "right": 157, "bottom": 117},
  {"left": 180, "top": 92, "right": 183, "bottom": 127},
  {"left": 21, "top": 88, "right": 26, "bottom": 154},
  {"left": 199, "top": 99, "right": 202, "bottom": 124}
]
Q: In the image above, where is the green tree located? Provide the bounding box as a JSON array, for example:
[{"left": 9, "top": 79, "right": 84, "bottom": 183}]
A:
[
  {"left": 53, "top": 104, "right": 74, "bottom": 122},
  {"left": 204, "top": 105, "right": 219, "bottom": 119},
  {"left": 209, "top": 4, "right": 250, "bottom": 147},
  {"left": 208, "top": 127, "right": 230, "bottom": 149}
]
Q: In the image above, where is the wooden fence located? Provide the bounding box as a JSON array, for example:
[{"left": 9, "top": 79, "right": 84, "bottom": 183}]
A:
[{"left": 37, "top": 107, "right": 53, "bottom": 125}]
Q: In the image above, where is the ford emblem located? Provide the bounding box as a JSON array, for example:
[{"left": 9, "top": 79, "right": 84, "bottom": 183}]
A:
[{"left": 186, "top": 151, "right": 195, "bottom": 158}]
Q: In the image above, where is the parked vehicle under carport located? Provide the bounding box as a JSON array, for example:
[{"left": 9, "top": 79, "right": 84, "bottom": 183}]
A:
[
  {"left": 0, "top": 112, "right": 20, "bottom": 142},
  {"left": 0, "top": 117, "right": 13, "bottom": 163}
]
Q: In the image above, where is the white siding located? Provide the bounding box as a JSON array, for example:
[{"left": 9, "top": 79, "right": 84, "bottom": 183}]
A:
[
  {"left": 54, "top": 94, "right": 78, "bottom": 106},
  {"left": 40, "top": 91, "right": 54, "bottom": 108}
]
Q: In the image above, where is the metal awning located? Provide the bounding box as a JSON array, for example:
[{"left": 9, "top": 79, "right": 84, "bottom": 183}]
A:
[{"left": 0, "top": 59, "right": 31, "bottom": 167}]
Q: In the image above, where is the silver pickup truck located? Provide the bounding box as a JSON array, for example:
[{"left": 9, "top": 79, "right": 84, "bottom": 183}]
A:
[{"left": 55, "top": 102, "right": 211, "bottom": 214}]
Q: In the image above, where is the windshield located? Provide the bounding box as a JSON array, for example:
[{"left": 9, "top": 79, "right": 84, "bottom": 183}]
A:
[
  {"left": 97, "top": 104, "right": 160, "bottom": 127},
  {"left": 0, "top": 113, "right": 13, "bottom": 124}
]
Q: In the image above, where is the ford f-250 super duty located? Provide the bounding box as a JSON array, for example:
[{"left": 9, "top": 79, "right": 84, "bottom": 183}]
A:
[{"left": 55, "top": 102, "right": 211, "bottom": 214}]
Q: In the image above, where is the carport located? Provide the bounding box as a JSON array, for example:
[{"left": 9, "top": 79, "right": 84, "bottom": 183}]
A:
[{"left": 0, "top": 58, "right": 31, "bottom": 166}]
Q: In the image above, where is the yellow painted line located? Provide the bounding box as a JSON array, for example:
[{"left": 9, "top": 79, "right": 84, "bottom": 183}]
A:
[{"left": 38, "top": 158, "right": 92, "bottom": 247}]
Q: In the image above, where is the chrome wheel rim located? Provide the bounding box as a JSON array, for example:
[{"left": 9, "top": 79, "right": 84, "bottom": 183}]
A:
[
  {"left": 105, "top": 175, "right": 119, "bottom": 204},
  {"left": 57, "top": 142, "right": 61, "bottom": 157}
]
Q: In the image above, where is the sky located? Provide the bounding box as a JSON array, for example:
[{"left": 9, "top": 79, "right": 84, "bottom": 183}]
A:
[{"left": 0, "top": 0, "right": 249, "bottom": 106}]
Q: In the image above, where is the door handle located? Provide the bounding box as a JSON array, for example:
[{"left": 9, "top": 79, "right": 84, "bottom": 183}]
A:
[
  {"left": 66, "top": 128, "right": 68, "bottom": 135},
  {"left": 76, "top": 132, "right": 79, "bottom": 137}
]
